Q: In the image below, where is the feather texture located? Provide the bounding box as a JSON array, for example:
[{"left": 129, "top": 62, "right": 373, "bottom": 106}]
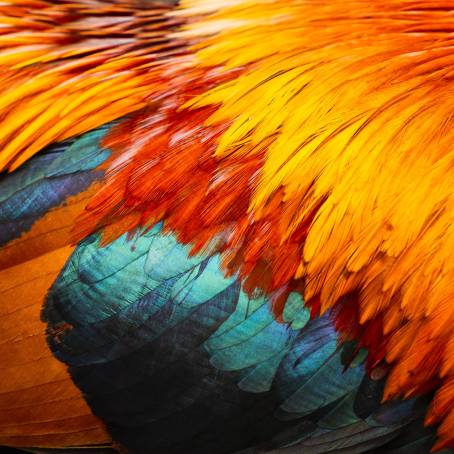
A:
[
  {"left": 0, "top": 126, "right": 115, "bottom": 448},
  {"left": 0, "top": 0, "right": 182, "bottom": 170},
  {"left": 72, "top": 1, "right": 454, "bottom": 448},
  {"left": 44, "top": 226, "right": 438, "bottom": 453},
  {"left": 0, "top": 0, "right": 452, "bottom": 452}
]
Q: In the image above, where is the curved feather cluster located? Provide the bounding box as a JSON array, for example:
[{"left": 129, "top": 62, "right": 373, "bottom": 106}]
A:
[
  {"left": 0, "top": 0, "right": 453, "bottom": 451},
  {"left": 0, "top": 0, "right": 182, "bottom": 170},
  {"left": 76, "top": 1, "right": 454, "bottom": 449}
]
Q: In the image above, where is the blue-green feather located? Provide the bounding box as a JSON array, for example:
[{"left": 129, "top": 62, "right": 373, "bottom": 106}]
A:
[
  {"left": 0, "top": 124, "right": 112, "bottom": 246},
  {"left": 43, "top": 224, "right": 438, "bottom": 454}
]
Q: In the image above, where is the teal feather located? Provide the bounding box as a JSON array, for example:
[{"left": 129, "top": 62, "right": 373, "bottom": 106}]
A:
[{"left": 43, "top": 224, "right": 439, "bottom": 453}]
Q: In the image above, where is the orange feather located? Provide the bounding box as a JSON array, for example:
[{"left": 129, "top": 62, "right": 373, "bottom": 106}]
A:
[
  {"left": 76, "top": 1, "right": 454, "bottom": 449},
  {"left": 0, "top": 0, "right": 453, "bottom": 451}
]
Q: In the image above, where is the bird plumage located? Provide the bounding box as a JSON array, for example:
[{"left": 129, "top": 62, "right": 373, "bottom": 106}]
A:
[{"left": 0, "top": 0, "right": 453, "bottom": 453}]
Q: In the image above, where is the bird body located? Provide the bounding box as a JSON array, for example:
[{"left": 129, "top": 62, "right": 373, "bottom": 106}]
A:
[{"left": 0, "top": 1, "right": 453, "bottom": 453}]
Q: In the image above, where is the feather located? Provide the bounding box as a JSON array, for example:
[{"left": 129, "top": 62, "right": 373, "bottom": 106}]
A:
[
  {"left": 0, "top": 126, "right": 115, "bottom": 449},
  {"left": 43, "top": 226, "right": 432, "bottom": 454},
  {"left": 0, "top": 0, "right": 182, "bottom": 171},
  {"left": 0, "top": 0, "right": 452, "bottom": 452},
  {"left": 71, "top": 1, "right": 454, "bottom": 448}
]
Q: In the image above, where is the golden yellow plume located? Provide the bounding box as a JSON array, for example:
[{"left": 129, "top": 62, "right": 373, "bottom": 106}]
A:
[
  {"left": 0, "top": 0, "right": 182, "bottom": 171},
  {"left": 171, "top": 1, "right": 454, "bottom": 449}
]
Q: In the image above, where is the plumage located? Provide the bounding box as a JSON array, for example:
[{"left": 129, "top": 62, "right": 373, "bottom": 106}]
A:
[
  {"left": 0, "top": 0, "right": 452, "bottom": 453},
  {"left": 0, "top": 131, "right": 112, "bottom": 448},
  {"left": 0, "top": 0, "right": 181, "bottom": 170},
  {"left": 42, "top": 226, "right": 436, "bottom": 453}
]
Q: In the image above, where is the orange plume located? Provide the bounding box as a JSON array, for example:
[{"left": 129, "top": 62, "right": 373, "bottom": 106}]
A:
[
  {"left": 76, "top": 1, "right": 454, "bottom": 450},
  {"left": 0, "top": 0, "right": 184, "bottom": 171},
  {"left": 0, "top": 0, "right": 453, "bottom": 450}
]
